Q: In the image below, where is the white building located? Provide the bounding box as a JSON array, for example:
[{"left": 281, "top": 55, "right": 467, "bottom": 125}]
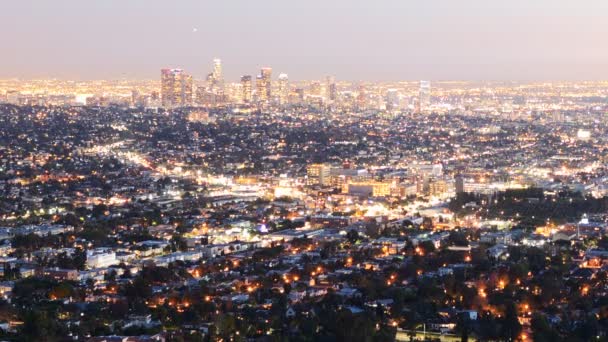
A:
[{"left": 86, "top": 249, "right": 118, "bottom": 269}]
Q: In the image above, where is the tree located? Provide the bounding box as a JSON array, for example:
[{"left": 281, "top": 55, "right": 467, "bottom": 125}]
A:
[
  {"left": 92, "top": 203, "right": 109, "bottom": 218},
  {"left": 531, "top": 314, "right": 561, "bottom": 342},
  {"left": 374, "top": 325, "right": 396, "bottom": 342},
  {"left": 19, "top": 310, "right": 65, "bottom": 341},
  {"left": 333, "top": 309, "right": 375, "bottom": 342},
  {"left": 448, "top": 231, "right": 469, "bottom": 247},
  {"left": 213, "top": 313, "right": 238, "bottom": 341},
  {"left": 347, "top": 229, "right": 360, "bottom": 244},
  {"left": 419, "top": 240, "right": 436, "bottom": 254},
  {"left": 573, "top": 314, "right": 599, "bottom": 342},
  {"left": 422, "top": 217, "right": 433, "bottom": 230},
  {"left": 477, "top": 313, "right": 500, "bottom": 341},
  {"left": 501, "top": 301, "right": 521, "bottom": 341}
]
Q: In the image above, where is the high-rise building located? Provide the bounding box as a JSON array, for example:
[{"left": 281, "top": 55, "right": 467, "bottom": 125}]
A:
[
  {"left": 307, "top": 163, "right": 332, "bottom": 186},
  {"left": 309, "top": 82, "right": 322, "bottom": 97},
  {"left": 231, "top": 83, "right": 244, "bottom": 104},
  {"left": 277, "top": 73, "right": 289, "bottom": 105},
  {"left": 386, "top": 89, "right": 399, "bottom": 111},
  {"left": 256, "top": 67, "right": 272, "bottom": 102},
  {"left": 212, "top": 58, "right": 222, "bottom": 82},
  {"left": 419, "top": 80, "right": 431, "bottom": 113},
  {"left": 240, "top": 75, "right": 252, "bottom": 103},
  {"left": 356, "top": 85, "right": 367, "bottom": 110},
  {"left": 205, "top": 73, "right": 214, "bottom": 90},
  {"left": 255, "top": 75, "right": 264, "bottom": 102},
  {"left": 326, "top": 76, "right": 337, "bottom": 102},
  {"left": 131, "top": 89, "right": 140, "bottom": 107},
  {"left": 290, "top": 88, "right": 305, "bottom": 105},
  {"left": 211, "top": 58, "right": 224, "bottom": 95},
  {"left": 161, "top": 68, "right": 193, "bottom": 108}
]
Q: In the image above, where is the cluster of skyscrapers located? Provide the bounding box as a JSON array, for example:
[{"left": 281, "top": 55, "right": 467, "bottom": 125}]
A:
[
  {"left": 160, "top": 60, "right": 278, "bottom": 108},
  {"left": 160, "top": 59, "right": 432, "bottom": 112},
  {"left": 160, "top": 59, "right": 341, "bottom": 109},
  {"left": 160, "top": 68, "right": 193, "bottom": 108}
]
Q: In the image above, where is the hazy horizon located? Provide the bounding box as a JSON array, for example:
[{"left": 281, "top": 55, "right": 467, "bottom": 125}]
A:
[{"left": 2, "top": 0, "right": 608, "bottom": 81}]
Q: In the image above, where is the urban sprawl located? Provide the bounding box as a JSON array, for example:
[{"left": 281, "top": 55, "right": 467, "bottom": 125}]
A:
[{"left": 1, "top": 60, "right": 608, "bottom": 342}]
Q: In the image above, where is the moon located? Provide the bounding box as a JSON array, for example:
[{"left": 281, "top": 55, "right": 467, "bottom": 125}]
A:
[{"left": 192, "top": 28, "right": 198, "bottom": 33}]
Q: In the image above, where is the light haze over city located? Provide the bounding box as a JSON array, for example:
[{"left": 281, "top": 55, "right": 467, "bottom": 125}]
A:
[
  {"left": 2, "top": 0, "right": 608, "bottom": 80},
  {"left": 3, "top": 1, "right": 608, "bottom": 342}
]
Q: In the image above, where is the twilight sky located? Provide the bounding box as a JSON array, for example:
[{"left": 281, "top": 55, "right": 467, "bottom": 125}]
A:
[{"left": 2, "top": 0, "right": 608, "bottom": 81}]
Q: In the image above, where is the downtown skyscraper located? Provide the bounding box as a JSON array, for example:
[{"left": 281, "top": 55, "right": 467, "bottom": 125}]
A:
[
  {"left": 277, "top": 73, "right": 289, "bottom": 105},
  {"left": 419, "top": 80, "right": 431, "bottom": 113},
  {"left": 210, "top": 58, "right": 224, "bottom": 95},
  {"left": 161, "top": 68, "right": 193, "bottom": 108},
  {"left": 240, "top": 75, "right": 253, "bottom": 103},
  {"left": 256, "top": 67, "right": 272, "bottom": 103},
  {"left": 326, "top": 76, "right": 337, "bottom": 103}
]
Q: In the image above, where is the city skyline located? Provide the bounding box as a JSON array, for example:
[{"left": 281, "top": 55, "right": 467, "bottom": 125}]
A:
[
  {"left": 2, "top": 0, "right": 608, "bottom": 81},
  {"left": 2, "top": 2, "right": 608, "bottom": 340}
]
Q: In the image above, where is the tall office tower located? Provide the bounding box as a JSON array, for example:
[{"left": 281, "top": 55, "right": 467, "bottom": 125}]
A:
[
  {"left": 309, "top": 82, "right": 322, "bottom": 97},
  {"left": 161, "top": 69, "right": 174, "bottom": 107},
  {"left": 306, "top": 163, "right": 332, "bottom": 186},
  {"left": 240, "top": 75, "right": 253, "bottom": 103},
  {"left": 195, "top": 86, "right": 206, "bottom": 106},
  {"left": 290, "top": 88, "right": 305, "bottom": 105},
  {"left": 161, "top": 68, "right": 193, "bottom": 108},
  {"left": 256, "top": 67, "right": 272, "bottom": 102},
  {"left": 419, "top": 80, "right": 431, "bottom": 113},
  {"left": 181, "top": 74, "right": 193, "bottom": 107},
  {"left": 231, "top": 83, "right": 244, "bottom": 104},
  {"left": 356, "top": 85, "right": 367, "bottom": 110},
  {"left": 255, "top": 75, "right": 264, "bottom": 102},
  {"left": 326, "top": 76, "right": 337, "bottom": 102},
  {"left": 206, "top": 73, "right": 214, "bottom": 88},
  {"left": 277, "top": 73, "right": 289, "bottom": 105},
  {"left": 212, "top": 58, "right": 222, "bottom": 82},
  {"left": 386, "top": 89, "right": 399, "bottom": 111},
  {"left": 131, "top": 89, "right": 140, "bottom": 107},
  {"left": 211, "top": 58, "right": 224, "bottom": 94}
]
